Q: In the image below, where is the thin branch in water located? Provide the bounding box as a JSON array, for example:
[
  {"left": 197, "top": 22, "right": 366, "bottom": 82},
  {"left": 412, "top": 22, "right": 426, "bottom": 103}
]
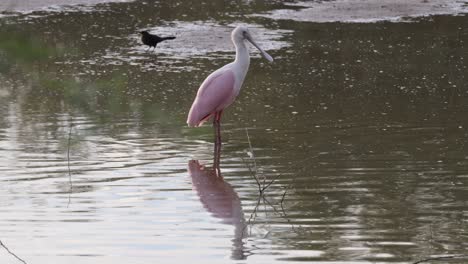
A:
[
  {"left": 241, "top": 157, "right": 262, "bottom": 194},
  {"left": 260, "top": 194, "right": 301, "bottom": 234},
  {"left": 244, "top": 128, "right": 263, "bottom": 194},
  {"left": 241, "top": 129, "right": 324, "bottom": 238},
  {"left": 67, "top": 118, "right": 73, "bottom": 208},
  {"left": 280, "top": 189, "right": 287, "bottom": 207},
  {"left": 413, "top": 254, "right": 468, "bottom": 264},
  {"left": 261, "top": 154, "right": 320, "bottom": 194},
  {"left": 246, "top": 129, "right": 267, "bottom": 188},
  {"left": 0, "top": 240, "right": 27, "bottom": 264},
  {"left": 242, "top": 194, "right": 263, "bottom": 237},
  {"left": 245, "top": 128, "right": 257, "bottom": 173}
]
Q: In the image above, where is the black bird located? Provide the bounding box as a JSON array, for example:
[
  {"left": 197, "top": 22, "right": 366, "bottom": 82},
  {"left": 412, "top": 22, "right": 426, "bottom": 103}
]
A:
[{"left": 140, "top": 31, "right": 176, "bottom": 51}]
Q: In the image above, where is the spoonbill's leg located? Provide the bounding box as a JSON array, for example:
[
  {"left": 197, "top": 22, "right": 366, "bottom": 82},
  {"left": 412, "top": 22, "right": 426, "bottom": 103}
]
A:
[
  {"left": 213, "top": 111, "right": 223, "bottom": 176},
  {"left": 213, "top": 116, "right": 219, "bottom": 169}
]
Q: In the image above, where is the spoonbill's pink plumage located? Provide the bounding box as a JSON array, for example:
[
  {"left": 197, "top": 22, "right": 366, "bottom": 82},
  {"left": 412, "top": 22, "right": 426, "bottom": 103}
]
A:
[
  {"left": 187, "top": 26, "right": 273, "bottom": 171},
  {"left": 187, "top": 70, "right": 235, "bottom": 127}
]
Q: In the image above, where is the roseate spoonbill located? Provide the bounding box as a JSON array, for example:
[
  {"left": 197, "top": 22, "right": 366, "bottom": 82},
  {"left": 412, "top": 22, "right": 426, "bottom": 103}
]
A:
[
  {"left": 140, "top": 31, "right": 176, "bottom": 51},
  {"left": 187, "top": 26, "right": 273, "bottom": 168}
]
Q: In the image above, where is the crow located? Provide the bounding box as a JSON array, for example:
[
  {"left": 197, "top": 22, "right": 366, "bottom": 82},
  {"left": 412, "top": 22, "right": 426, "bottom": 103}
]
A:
[{"left": 140, "top": 31, "right": 176, "bottom": 51}]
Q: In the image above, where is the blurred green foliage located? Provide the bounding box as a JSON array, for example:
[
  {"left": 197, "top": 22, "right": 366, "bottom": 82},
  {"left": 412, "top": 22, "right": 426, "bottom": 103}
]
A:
[
  {"left": 25, "top": 72, "right": 131, "bottom": 116},
  {"left": 0, "top": 22, "right": 134, "bottom": 119},
  {"left": 0, "top": 24, "right": 58, "bottom": 74}
]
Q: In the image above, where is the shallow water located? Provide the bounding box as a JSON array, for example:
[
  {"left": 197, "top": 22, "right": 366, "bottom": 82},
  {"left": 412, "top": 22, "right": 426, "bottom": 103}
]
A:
[{"left": 1, "top": 0, "right": 468, "bottom": 263}]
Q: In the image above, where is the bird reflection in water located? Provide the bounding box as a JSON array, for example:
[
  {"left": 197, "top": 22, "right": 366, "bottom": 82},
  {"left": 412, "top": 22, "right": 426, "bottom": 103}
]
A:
[{"left": 188, "top": 160, "right": 246, "bottom": 260}]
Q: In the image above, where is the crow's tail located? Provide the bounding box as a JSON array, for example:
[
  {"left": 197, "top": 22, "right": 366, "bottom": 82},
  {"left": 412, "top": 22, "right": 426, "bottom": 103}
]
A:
[{"left": 161, "top": 36, "right": 176, "bottom": 41}]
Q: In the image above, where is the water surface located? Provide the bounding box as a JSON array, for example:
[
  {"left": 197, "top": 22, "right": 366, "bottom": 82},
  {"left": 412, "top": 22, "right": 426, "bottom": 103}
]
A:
[{"left": 1, "top": 0, "right": 468, "bottom": 263}]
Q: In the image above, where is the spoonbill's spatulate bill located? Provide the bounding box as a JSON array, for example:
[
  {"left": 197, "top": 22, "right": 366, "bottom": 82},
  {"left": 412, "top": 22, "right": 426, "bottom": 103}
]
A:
[{"left": 187, "top": 26, "right": 273, "bottom": 171}]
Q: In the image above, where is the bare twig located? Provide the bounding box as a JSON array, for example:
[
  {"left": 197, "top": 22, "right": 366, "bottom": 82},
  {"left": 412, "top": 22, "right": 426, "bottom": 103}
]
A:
[
  {"left": 244, "top": 128, "right": 263, "bottom": 193},
  {"left": 280, "top": 189, "right": 287, "bottom": 207},
  {"left": 413, "top": 254, "right": 468, "bottom": 264},
  {"left": 242, "top": 194, "right": 263, "bottom": 237},
  {"left": 245, "top": 128, "right": 257, "bottom": 173},
  {"left": 261, "top": 154, "right": 319, "bottom": 194},
  {"left": 0, "top": 240, "right": 27, "bottom": 264},
  {"left": 261, "top": 195, "right": 300, "bottom": 234},
  {"left": 67, "top": 118, "right": 73, "bottom": 208},
  {"left": 241, "top": 127, "right": 268, "bottom": 237},
  {"left": 241, "top": 157, "right": 262, "bottom": 194},
  {"left": 241, "top": 128, "right": 323, "bottom": 238},
  {"left": 246, "top": 129, "right": 267, "bottom": 188}
]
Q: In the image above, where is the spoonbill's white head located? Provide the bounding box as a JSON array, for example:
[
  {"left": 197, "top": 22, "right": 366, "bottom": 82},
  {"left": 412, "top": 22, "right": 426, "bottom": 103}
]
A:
[{"left": 231, "top": 26, "right": 274, "bottom": 62}]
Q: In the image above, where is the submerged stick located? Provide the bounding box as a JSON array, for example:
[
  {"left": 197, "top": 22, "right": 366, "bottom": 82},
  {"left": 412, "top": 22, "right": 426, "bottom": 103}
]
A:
[
  {"left": 413, "top": 254, "right": 468, "bottom": 264},
  {"left": 245, "top": 128, "right": 258, "bottom": 176},
  {"left": 0, "top": 240, "right": 27, "bottom": 264},
  {"left": 67, "top": 118, "right": 73, "bottom": 207},
  {"left": 242, "top": 194, "right": 263, "bottom": 237},
  {"left": 244, "top": 128, "right": 262, "bottom": 193},
  {"left": 241, "top": 128, "right": 322, "bottom": 237},
  {"left": 280, "top": 189, "right": 287, "bottom": 207}
]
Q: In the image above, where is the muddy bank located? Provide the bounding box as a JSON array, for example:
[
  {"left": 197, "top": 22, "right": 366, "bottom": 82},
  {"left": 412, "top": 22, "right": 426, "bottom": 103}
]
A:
[
  {"left": 254, "top": 0, "right": 468, "bottom": 22},
  {"left": 0, "top": 0, "right": 132, "bottom": 13}
]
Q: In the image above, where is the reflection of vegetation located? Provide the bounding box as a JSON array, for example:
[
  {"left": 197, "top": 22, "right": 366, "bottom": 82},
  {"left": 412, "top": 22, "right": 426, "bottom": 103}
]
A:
[
  {"left": 36, "top": 75, "right": 129, "bottom": 113},
  {"left": 0, "top": 23, "right": 135, "bottom": 120},
  {"left": 0, "top": 24, "right": 60, "bottom": 74},
  {"left": 0, "top": 32, "right": 54, "bottom": 62}
]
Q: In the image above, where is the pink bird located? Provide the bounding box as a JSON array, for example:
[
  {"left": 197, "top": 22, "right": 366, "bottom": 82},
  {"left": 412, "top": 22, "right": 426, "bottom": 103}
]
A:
[{"left": 187, "top": 26, "right": 273, "bottom": 170}]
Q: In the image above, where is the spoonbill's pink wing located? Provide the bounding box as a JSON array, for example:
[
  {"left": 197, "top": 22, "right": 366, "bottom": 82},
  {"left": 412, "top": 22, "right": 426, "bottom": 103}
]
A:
[{"left": 187, "top": 70, "right": 235, "bottom": 127}]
